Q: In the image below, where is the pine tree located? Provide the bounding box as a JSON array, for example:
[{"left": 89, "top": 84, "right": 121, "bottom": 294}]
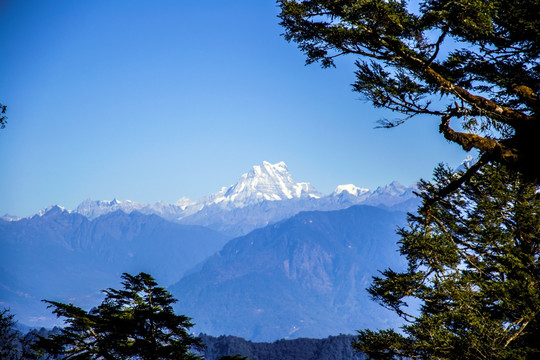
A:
[
  {"left": 0, "top": 308, "right": 39, "bottom": 360},
  {"left": 354, "top": 164, "right": 540, "bottom": 359},
  {"left": 36, "top": 272, "right": 203, "bottom": 360},
  {"left": 1, "top": 308, "right": 21, "bottom": 360}
]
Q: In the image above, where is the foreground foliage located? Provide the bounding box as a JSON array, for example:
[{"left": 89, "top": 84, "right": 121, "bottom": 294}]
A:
[
  {"left": 279, "top": 0, "right": 540, "bottom": 183},
  {"left": 36, "top": 272, "right": 202, "bottom": 360},
  {"left": 200, "top": 333, "right": 363, "bottom": 360},
  {"left": 0, "top": 308, "right": 40, "bottom": 360},
  {"left": 354, "top": 164, "right": 540, "bottom": 359}
]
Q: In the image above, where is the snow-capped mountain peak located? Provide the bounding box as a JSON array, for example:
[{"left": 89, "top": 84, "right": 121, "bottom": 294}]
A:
[
  {"left": 75, "top": 198, "right": 147, "bottom": 220},
  {"left": 174, "top": 197, "right": 195, "bottom": 210},
  {"left": 37, "top": 205, "right": 70, "bottom": 217},
  {"left": 203, "top": 161, "right": 321, "bottom": 208},
  {"left": 372, "top": 181, "right": 409, "bottom": 197},
  {"left": 1, "top": 214, "right": 22, "bottom": 222},
  {"left": 333, "top": 184, "right": 370, "bottom": 197}
]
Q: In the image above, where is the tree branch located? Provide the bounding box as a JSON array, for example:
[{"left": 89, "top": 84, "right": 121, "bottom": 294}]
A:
[
  {"left": 426, "top": 153, "right": 490, "bottom": 207},
  {"left": 503, "top": 309, "right": 539, "bottom": 348},
  {"left": 439, "top": 115, "right": 518, "bottom": 163},
  {"left": 379, "top": 36, "right": 532, "bottom": 127},
  {"left": 426, "top": 28, "right": 448, "bottom": 66}
]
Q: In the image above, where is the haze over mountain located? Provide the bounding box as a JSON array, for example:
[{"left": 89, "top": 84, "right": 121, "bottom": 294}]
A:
[
  {"left": 4, "top": 161, "right": 418, "bottom": 237},
  {"left": 170, "top": 205, "right": 407, "bottom": 341},
  {"left": 0, "top": 209, "right": 228, "bottom": 327}
]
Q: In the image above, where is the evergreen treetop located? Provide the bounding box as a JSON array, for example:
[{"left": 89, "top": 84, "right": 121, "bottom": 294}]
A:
[{"left": 36, "top": 272, "right": 203, "bottom": 360}]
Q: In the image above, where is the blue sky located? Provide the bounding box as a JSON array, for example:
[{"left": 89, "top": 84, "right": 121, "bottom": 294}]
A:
[{"left": 0, "top": 0, "right": 470, "bottom": 217}]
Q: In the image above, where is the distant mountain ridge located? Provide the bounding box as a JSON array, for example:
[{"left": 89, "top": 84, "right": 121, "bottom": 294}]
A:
[{"left": 6, "top": 161, "right": 418, "bottom": 237}]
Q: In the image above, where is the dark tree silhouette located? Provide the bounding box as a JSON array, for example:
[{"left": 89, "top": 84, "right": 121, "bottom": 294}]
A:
[
  {"left": 1, "top": 308, "right": 39, "bottom": 360},
  {"left": 36, "top": 272, "right": 203, "bottom": 360},
  {"left": 1, "top": 308, "right": 21, "bottom": 359},
  {"left": 218, "top": 355, "right": 252, "bottom": 360}
]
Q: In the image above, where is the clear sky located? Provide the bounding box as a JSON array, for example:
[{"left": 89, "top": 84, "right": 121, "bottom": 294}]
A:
[{"left": 0, "top": 0, "right": 471, "bottom": 217}]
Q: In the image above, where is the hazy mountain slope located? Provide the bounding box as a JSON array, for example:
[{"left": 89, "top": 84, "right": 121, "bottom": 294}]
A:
[
  {"left": 0, "top": 208, "right": 228, "bottom": 328},
  {"left": 170, "top": 205, "right": 407, "bottom": 341},
  {"left": 178, "top": 197, "right": 326, "bottom": 236}
]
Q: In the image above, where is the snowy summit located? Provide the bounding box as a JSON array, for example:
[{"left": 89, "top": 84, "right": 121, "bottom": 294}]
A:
[
  {"left": 203, "top": 161, "right": 321, "bottom": 208},
  {"left": 333, "top": 184, "right": 370, "bottom": 197},
  {"left": 75, "top": 198, "right": 147, "bottom": 220}
]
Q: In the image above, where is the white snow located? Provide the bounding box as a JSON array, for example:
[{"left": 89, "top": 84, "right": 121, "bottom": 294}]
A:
[
  {"left": 333, "top": 184, "right": 369, "bottom": 196},
  {"left": 196, "top": 161, "right": 321, "bottom": 209},
  {"left": 37, "top": 205, "right": 70, "bottom": 217}
]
